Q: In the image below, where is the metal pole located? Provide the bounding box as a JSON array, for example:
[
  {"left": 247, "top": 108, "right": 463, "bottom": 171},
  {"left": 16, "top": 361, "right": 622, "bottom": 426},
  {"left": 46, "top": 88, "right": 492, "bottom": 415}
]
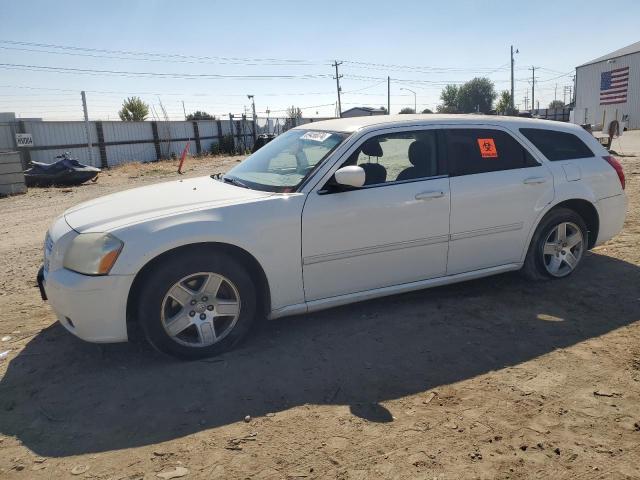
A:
[
  {"left": 81, "top": 91, "right": 94, "bottom": 166},
  {"left": 510, "top": 46, "right": 514, "bottom": 110},
  {"left": 333, "top": 61, "right": 343, "bottom": 117},
  {"left": 400, "top": 88, "right": 417, "bottom": 113},
  {"left": 228, "top": 113, "right": 235, "bottom": 154},
  {"left": 387, "top": 76, "right": 390, "bottom": 115},
  {"left": 247, "top": 95, "right": 256, "bottom": 142},
  {"left": 266, "top": 108, "right": 270, "bottom": 135},
  {"left": 530, "top": 66, "right": 536, "bottom": 113}
]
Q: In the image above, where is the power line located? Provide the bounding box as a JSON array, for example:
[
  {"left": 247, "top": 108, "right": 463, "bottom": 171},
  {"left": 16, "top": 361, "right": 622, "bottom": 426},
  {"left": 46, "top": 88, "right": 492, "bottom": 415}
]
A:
[
  {"left": 0, "top": 39, "right": 324, "bottom": 66},
  {"left": 0, "top": 62, "right": 332, "bottom": 80},
  {"left": 0, "top": 39, "right": 551, "bottom": 77},
  {"left": 0, "top": 45, "right": 322, "bottom": 67}
]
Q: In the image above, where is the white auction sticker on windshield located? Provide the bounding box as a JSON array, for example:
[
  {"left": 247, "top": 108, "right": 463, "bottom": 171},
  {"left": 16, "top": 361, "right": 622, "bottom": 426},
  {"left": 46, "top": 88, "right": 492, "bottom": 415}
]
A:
[{"left": 300, "top": 131, "right": 332, "bottom": 142}]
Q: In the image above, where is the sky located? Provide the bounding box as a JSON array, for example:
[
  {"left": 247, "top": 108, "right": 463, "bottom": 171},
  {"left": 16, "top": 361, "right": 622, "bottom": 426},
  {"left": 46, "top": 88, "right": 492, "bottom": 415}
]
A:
[{"left": 1, "top": 0, "right": 639, "bottom": 120}]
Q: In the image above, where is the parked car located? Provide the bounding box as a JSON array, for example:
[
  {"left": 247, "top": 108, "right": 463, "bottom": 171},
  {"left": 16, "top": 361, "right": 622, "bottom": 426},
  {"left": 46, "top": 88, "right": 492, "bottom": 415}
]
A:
[{"left": 38, "top": 115, "right": 627, "bottom": 359}]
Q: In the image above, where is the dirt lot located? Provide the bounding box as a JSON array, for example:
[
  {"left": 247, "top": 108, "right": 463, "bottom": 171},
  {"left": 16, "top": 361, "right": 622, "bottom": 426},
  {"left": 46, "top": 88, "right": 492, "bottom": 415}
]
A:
[{"left": 1, "top": 139, "right": 639, "bottom": 480}]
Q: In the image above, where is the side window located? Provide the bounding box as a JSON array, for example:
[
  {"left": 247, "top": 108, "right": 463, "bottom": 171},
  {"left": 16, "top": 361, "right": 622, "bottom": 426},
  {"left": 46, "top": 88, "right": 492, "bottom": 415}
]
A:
[
  {"left": 445, "top": 128, "right": 538, "bottom": 176},
  {"left": 342, "top": 130, "right": 439, "bottom": 186},
  {"left": 519, "top": 128, "right": 594, "bottom": 161}
]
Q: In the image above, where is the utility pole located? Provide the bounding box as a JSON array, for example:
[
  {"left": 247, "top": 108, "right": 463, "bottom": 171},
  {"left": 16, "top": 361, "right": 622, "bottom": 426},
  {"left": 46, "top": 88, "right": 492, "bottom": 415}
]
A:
[
  {"left": 529, "top": 66, "right": 537, "bottom": 113},
  {"left": 387, "top": 76, "right": 391, "bottom": 115},
  {"left": 265, "top": 107, "right": 270, "bottom": 135},
  {"left": 182, "top": 100, "right": 187, "bottom": 120},
  {"left": 247, "top": 94, "right": 256, "bottom": 142},
  {"left": 554, "top": 83, "right": 558, "bottom": 102},
  {"left": 569, "top": 81, "right": 574, "bottom": 104},
  {"left": 523, "top": 89, "right": 529, "bottom": 111},
  {"left": 80, "top": 91, "right": 94, "bottom": 166},
  {"left": 510, "top": 45, "right": 518, "bottom": 110},
  {"left": 332, "top": 60, "right": 343, "bottom": 118}
]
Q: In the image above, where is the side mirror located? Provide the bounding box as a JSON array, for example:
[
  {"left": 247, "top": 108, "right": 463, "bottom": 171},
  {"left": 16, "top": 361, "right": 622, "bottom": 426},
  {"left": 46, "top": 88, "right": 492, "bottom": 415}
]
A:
[{"left": 334, "top": 165, "right": 365, "bottom": 188}]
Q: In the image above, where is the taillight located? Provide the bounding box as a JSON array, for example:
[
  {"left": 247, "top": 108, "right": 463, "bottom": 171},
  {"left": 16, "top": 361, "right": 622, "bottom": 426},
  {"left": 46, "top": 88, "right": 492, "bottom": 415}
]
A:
[{"left": 603, "top": 155, "right": 625, "bottom": 190}]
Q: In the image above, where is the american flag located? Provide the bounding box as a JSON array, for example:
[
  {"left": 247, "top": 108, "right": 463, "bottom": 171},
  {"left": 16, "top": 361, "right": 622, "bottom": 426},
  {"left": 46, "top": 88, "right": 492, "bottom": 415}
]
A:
[{"left": 600, "top": 66, "right": 630, "bottom": 105}]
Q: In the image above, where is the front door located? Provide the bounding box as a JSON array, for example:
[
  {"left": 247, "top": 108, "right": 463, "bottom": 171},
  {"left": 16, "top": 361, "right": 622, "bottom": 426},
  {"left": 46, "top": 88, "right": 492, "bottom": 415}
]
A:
[{"left": 301, "top": 128, "right": 450, "bottom": 301}]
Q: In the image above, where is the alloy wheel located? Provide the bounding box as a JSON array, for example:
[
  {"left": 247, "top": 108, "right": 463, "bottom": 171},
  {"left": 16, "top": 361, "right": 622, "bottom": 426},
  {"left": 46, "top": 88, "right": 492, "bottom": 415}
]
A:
[
  {"left": 542, "top": 222, "right": 584, "bottom": 278},
  {"left": 160, "top": 272, "right": 241, "bottom": 347}
]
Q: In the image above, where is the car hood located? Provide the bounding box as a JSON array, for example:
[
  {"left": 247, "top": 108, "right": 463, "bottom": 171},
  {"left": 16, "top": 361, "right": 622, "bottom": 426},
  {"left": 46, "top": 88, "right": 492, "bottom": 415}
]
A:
[{"left": 64, "top": 176, "right": 272, "bottom": 233}]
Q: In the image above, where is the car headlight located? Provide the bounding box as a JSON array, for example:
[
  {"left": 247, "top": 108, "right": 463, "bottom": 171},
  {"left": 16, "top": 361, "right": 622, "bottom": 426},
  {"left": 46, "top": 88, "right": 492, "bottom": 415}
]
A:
[{"left": 63, "top": 233, "right": 124, "bottom": 275}]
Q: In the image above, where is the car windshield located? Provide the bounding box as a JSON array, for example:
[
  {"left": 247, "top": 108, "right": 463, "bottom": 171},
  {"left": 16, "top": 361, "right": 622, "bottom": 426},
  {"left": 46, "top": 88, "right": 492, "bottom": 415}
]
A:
[{"left": 223, "top": 129, "right": 347, "bottom": 192}]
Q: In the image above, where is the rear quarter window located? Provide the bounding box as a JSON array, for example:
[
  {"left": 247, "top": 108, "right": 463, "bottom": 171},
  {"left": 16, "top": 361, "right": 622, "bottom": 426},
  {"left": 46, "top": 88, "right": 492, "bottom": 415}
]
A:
[{"left": 520, "top": 128, "right": 594, "bottom": 161}]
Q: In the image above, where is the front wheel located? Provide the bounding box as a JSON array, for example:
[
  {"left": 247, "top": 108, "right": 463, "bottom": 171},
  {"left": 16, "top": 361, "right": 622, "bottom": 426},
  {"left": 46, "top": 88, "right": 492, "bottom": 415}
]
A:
[
  {"left": 522, "top": 208, "right": 588, "bottom": 280},
  {"left": 137, "top": 249, "right": 257, "bottom": 359}
]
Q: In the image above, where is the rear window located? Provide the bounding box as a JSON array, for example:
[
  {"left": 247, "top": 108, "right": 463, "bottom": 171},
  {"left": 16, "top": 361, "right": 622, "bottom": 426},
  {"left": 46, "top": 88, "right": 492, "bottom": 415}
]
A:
[{"left": 520, "top": 128, "right": 593, "bottom": 161}]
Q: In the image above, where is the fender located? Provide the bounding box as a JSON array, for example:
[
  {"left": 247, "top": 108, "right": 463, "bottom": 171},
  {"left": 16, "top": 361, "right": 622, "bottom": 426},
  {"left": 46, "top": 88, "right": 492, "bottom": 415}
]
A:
[
  {"left": 519, "top": 183, "right": 599, "bottom": 263},
  {"left": 111, "top": 194, "right": 307, "bottom": 311}
]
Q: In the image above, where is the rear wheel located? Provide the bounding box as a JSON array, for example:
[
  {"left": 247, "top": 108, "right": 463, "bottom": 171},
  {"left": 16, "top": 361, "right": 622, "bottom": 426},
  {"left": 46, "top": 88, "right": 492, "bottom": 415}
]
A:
[
  {"left": 137, "top": 249, "right": 257, "bottom": 359},
  {"left": 522, "top": 208, "right": 588, "bottom": 280}
]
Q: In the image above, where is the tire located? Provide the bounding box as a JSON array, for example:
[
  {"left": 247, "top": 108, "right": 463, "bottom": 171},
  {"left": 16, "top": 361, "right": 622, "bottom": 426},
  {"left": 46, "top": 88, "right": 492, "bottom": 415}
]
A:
[
  {"left": 136, "top": 248, "right": 257, "bottom": 360},
  {"left": 522, "top": 208, "right": 588, "bottom": 281}
]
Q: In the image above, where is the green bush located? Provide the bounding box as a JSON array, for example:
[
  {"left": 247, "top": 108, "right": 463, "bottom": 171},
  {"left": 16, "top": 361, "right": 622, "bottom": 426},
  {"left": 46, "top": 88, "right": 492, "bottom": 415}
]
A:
[{"left": 219, "top": 134, "right": 235, "bottom": 154}]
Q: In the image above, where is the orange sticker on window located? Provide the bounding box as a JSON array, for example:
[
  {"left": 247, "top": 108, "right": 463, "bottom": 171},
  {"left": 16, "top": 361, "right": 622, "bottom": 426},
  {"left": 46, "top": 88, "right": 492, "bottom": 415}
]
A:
[{"left": 477, "top": 138, "right": 498, "bottom": 158}]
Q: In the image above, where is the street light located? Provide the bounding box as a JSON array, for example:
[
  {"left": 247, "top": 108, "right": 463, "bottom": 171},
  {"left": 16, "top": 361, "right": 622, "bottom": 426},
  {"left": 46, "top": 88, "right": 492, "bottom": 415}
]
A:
[{"left": 400, "top": 87, "right": 417, "bottom": 113}]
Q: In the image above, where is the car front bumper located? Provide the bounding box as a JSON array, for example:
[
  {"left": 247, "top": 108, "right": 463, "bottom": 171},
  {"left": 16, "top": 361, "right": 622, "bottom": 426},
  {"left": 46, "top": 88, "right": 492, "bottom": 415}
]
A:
[{"left": 40, "top": 264, "right": 133, "bottom": 343}]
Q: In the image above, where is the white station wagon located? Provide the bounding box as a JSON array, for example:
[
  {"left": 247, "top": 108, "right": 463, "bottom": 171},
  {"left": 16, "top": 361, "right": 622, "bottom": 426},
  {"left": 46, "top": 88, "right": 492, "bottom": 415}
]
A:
[{"left": 38, "top": 115, "right": 627, "bottom": 359}]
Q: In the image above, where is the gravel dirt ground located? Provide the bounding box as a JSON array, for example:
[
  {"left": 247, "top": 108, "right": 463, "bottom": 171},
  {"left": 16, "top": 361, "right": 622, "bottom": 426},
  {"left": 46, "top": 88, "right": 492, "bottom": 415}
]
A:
[{"left": 0, "top": 137, "right": 639, "bottom": 480}]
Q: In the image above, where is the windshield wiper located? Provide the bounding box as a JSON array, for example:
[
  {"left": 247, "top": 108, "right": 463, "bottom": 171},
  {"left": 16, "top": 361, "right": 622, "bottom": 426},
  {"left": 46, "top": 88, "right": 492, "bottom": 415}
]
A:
[{"left": 222, "top": 176, "right": 250, "bottom": 189}]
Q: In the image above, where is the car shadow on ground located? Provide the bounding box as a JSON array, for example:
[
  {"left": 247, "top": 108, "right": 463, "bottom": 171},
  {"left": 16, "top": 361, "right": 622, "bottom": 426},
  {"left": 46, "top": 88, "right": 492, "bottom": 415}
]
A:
[{"left": 1, "top": 252, "right": 638, "bottom": 457}]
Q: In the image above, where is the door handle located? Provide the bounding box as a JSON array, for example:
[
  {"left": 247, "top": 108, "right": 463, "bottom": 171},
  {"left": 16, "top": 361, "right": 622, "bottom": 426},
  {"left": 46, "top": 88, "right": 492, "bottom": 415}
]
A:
[
  {"left": 523, "top": 177, "right": 547, "bottom": 185},
  {"left": 415, "top": 191, "right": 445, "bottom": 200}
]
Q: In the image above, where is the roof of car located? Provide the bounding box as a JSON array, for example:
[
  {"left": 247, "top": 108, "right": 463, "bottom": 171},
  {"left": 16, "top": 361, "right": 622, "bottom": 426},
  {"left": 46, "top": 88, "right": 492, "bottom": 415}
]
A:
[{"left": 294, "top": 114, "right": 580, "bottom": 134}]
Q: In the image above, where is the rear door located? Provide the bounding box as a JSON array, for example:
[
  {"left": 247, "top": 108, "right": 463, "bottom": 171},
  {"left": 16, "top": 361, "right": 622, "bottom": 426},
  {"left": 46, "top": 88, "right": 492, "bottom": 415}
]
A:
[{"left": 445, "top": 127, "right": 554, "bottom": 275}]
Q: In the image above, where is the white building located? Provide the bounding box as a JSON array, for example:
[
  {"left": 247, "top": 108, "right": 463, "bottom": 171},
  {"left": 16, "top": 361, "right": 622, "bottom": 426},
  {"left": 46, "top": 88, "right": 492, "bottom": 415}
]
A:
[
  {"left": 341, "top": 107, "right": 386, "bottom": 118},
  {"left": 575, "top": 40, "right": 640, "bottom": 130}
]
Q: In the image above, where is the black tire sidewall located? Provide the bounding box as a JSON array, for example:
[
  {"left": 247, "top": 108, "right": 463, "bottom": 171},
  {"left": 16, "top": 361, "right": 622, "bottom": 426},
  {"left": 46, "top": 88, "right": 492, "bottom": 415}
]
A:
[
  {"left": 137, "top": 249, "right": 257, "bottom": 360},
  {"left": 530, "top": 208, "right": 588, "bottom": 279}
]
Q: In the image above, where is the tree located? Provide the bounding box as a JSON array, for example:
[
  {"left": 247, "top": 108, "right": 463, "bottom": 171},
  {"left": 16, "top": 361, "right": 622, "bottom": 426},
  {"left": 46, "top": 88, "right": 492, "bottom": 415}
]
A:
[
  {"left": 436, "top": 85, "right": 459, "bottom": 113},
  {"left": 286, "top": 105, "right": 303, "bottom": 119},
  {"left": 186, "top": 110, "right": 215, "bottom": 120},
  {"left": 284, "top": 106, "right": 303, "bottom": 130},
  {"left": 118, "top": 96, "right": 149, "bottom": 121},
  {"left": 379, "top": 106, "right": 388, "bottom": 113},
  {"left": 548, "top": 100, "right": 565, "bottom": 109},
  {"left": 421, "top": 108, "right": 433, "bottom": 114},
  {"left": 456, "top": 77, "right": 496, "bottom": 113},
  {"left": 495, "top": 90, "right": 516, "bottom": 115},
  {"left": 399, "top": 107, "right": 415, "bottom": 114}
]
